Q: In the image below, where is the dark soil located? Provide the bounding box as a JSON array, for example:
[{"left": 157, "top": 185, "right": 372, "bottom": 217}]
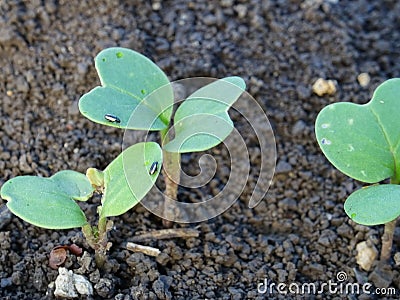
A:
[{"left": 1, "top": 0, "right": 400, "bottom": 299}]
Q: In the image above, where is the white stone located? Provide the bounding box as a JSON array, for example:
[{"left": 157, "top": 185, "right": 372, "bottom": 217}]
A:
[
  {"left": 54, "top": 268, "right": 78, "bottom": 298},
  {"left": 73, "top": 273, "right": 93, "bottom": 296},
  {"left": 393, "top": 252, "right": 400, "bottom": 266},
  {"left": 357, "top": 73, "right": 370, "bottom": 87},
  {"left": 152, "top": 2, "right": 161, "bottom": 10},
  {"left": 356, "top": 241, "right": 378, "bottom": 271},
  {"left": 234, "top": 4, "right": 247, "bottom": 18},
  {"left": 312, "top": 78, "right": 337, "bottom": 96},
  {"left": 54, "top": 267, "right": 93, "bottom": 298}
]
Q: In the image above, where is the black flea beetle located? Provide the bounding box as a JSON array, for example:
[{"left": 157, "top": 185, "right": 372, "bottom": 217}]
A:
[
  {"left": 149, "top": 161, "right": 158, "bottom": 175},
  {"left": 104, "top": 114, "right": 121, "bottom": 123}
]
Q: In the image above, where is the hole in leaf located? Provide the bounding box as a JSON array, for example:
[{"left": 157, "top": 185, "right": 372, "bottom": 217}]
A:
[
  {"left": 116, "top": 52, "right": 123, "bottom": 58},
  {"left": 141, "top": 89, "right": 146, "bottom": 95},
  {"left": 102, "top": 58, "right": 106, "bottom": 62}
]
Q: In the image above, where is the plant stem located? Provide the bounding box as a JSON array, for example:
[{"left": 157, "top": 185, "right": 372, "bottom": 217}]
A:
[
  {"left": 81, "top": 217, "right": 113, "bottom": 268},
  {"left": 94, "top": 217, "right": 108, "bottom": 267},
  {"left": 160, "top": 128, "right": 180, "bottom": 227},
  {"left": 380, "top": 218, "right": 397, "bottom": 262},
  {"left": 380, "top": 176, "right": 400, "bottom": 262}
]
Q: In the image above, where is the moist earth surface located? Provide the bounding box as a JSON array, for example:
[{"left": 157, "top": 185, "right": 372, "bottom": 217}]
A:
[{"left": 1, "top": 0, "right": 400, "bottom": 299}]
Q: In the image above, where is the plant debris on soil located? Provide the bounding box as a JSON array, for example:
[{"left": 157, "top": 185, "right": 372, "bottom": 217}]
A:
[{"left": 1, "top": 0, "right": 400, "bottom": 299}]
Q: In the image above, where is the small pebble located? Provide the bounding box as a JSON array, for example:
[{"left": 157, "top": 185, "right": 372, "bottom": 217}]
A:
[
  {"left": 0, "top": 208, "right": 12, "bottom": 230},
  {"left": 221, "top": 0, "right": 233, "bottom": 7},
  {"left": 357, "top": 73, "right": 370, "bottom": 87},
  {"left": 278, "top": 198, "right": 297, "bottom": 211},
  {"left": 312, "top": 78, "right": 337, "bottom": 96},
  {"left": 368, "top": 264, "right": 394, "bottom": 288},
  {"left": 0, "top": 27, "right": 15, "bottom": 43},
  {"left": 94, "top": 278, "right": 114, "bottom": 298},
  {"left": 74, "top": 274, "right": 93, "bottom": 296},
  {"left": 54, "top": 267, "right": 93, "bottom": 298},
  {"left": 152, "top": 2, "right": 161, "bottom": 11},
  {"left": 393, "top": 252, "right": 400, "bottom": 266},
  {"left": 234, "top": 5, "right": 247, "bottom": 18},
  {"left": 1, "top": 277, "right": 12, "bottom": 288},
  {"left": 355, "top": 241, "right": 378, "bottom": 271},
  {"left": 54, "top": 268, "right": 78, "bottom": 298},
  {"left": 292, "top": 120, "right": 306, "bottom": 135},
  {"left": 275, "top": 160, "right": 292, "bottom": 173}
]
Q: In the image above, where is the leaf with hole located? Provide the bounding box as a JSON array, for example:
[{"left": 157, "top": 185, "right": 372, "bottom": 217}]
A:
[
  {"left": 0, "top": 170, "right": 93, "bottom": 229},
  {"left": 79, "top": 47, "right": 173, "bottom": 130},
  {"left": 163, "top": 76, "right": 246, "bottom": 153}
]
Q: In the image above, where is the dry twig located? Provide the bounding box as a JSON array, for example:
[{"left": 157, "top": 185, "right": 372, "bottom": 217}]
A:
[
  {"left": 125, "top": 242, "right": 161, "bottom": 257},
  {"left": 130, "top": 228, "right": 200, "bottom": 242}
]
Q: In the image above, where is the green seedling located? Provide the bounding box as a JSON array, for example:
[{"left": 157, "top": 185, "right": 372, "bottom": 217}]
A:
[
  {"left": 0, "top": 142, "right": 162, "bottom": 267},
  {"left": 0, "top": 47, "right": 245, "bottom": 268},
  {"left": 315, "top": 78, "right": 400, "bottom": 262},
  {"left": 78, "top": 47, "right": 246, "bottom": 224}
]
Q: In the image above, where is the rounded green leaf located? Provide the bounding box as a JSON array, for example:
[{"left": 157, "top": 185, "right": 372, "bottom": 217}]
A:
[
  {"left": 344, "top": 184, "right": 400, "bottom": 225},
  {"left": 173, "top": 76, "right": 246, "bottom": 120},
  {"left": 315, "top": 78, "right": 400, "bottom": 183},
  {"left": 163, "top": 113, "right": 233, "bottom": 153},
  {"left": 164, "top": 77, "right": 246, "bottom": 153},
  {"left": 51, "top": 170, "right": 94, "bottom": 201},
  {"left": 79, "top": 47, "right": 173, "bottom": 130},
  {"left": 100, "top": 142, "right": 162, "bottom": 218},
  {"left": 0, "top": 171, "right": 90, "bottom": 229}
]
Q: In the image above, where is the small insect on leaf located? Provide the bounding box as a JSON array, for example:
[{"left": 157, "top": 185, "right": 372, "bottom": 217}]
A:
[
  {"left": 104, "top": 114, "right": 121, "bottom": 123},
  {"left": 149, "top": 161, "right": 158, "bottom": 175}
]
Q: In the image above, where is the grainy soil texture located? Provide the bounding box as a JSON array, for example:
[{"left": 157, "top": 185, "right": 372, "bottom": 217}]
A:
[{"left": 1, "top": 0, "right": 400, "bottom": 299}]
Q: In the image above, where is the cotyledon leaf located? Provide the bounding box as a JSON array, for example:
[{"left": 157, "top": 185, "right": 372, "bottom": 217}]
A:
[
  {"left": 0, "top": 170, "right": 93, "bottom": 229},
  {"left": 315, "top": 78, "right": 400, "bottom": 183},
  {"left": 51, "top": 170, "right": 94, "bottom": 201},
  {"left": 79, "top": 47, "right": 173, "bottom": 130},
  {"left": 164, "top": 76, "right": 246, "bottom": 153},
  {"left": 344, "top": 184, "right": 400, "bottom": 225},
  {"left": 100, "top": 142, "right": 162, "bottom": 218}
]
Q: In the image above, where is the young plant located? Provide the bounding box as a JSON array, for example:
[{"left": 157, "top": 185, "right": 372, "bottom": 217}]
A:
[
  {"left": 0, "top": 142, "right": 162, "bottom": 267},
  {"left": 78, "top": 47, "right": 246, "bottom": 223},
  {"left": 0, "top": 47, "right": 245, "bottom": 268},
  {"left": 315, "top": 78, "right": 400, "bottom": 262}
]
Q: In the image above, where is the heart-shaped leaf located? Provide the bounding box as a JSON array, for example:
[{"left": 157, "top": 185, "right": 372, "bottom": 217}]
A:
[
  {"left": 79, "top": 47, "right": 173, "bottom": 130},
  {"left": 100, "top": 142, "right": 162, "bottom": 218},
  {"left": 163, "top": 76, "right": 246, "bottom": 153},
  {"left": 52, "top": 170, "right": 95, "bottom": 201},
  {"left": 315, "top": 78, "right": 400, "bottom": 183},
  {"left": 0, "top": 170, "right": 93, "bottom": 229},
  {"left": 344, "top": 184, "right": 400, "bottom": 225}
]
